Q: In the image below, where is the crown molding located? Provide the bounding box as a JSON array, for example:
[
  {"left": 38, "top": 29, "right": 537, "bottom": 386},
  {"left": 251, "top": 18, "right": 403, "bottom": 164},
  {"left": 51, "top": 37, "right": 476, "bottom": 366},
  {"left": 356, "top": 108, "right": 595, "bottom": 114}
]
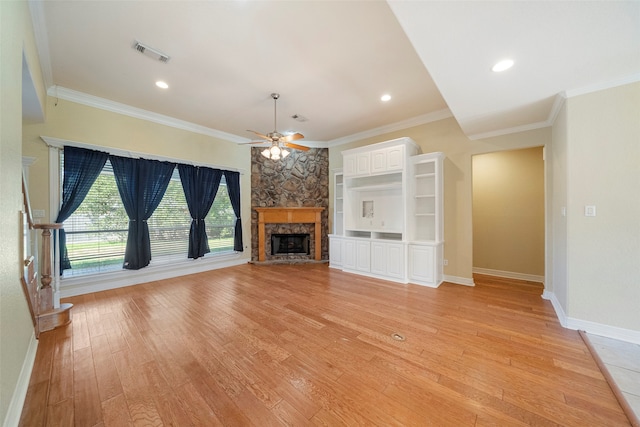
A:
[
  {"left": 469, "top": 74, "right": 640, "bottom": 140},
  {"left": 467, "top": 119, "right": 551, "bottom": 141},
  {"left": 563, "top": 73, "right": 640, "bottom": 99},
  {"left": 47, "top": 86, "right": 251, "bottom": 144},
  {"left": 328, "top": 109, "right": 453, "bottom": 147},
  {"left": 40, "top": 135, "right": 246, "bottom": 174}
]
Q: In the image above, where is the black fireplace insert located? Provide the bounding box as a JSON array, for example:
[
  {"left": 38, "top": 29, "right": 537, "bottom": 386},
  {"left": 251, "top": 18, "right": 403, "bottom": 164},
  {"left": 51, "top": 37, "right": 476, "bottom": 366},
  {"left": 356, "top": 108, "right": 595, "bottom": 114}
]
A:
[{"left": 271, "top": 234, "right": 310, "bottom": 255}]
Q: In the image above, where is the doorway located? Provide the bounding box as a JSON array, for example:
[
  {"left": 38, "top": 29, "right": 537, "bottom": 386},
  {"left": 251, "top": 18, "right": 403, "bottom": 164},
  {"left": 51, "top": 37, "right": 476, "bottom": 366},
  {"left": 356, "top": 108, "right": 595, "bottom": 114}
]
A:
[{"left": 471, "top": 147, "right": 545, "bottom": 283}]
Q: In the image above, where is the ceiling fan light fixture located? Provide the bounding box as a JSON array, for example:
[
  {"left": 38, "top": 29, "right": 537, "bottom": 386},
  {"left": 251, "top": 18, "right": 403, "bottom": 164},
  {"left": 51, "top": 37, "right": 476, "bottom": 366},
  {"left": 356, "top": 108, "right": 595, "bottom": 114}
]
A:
[
  {"left": 260, "top": 144, "right": 290, "bottom": 160},
  {"left": 246, "top": 92, "right": 309, "bottom": 159}
]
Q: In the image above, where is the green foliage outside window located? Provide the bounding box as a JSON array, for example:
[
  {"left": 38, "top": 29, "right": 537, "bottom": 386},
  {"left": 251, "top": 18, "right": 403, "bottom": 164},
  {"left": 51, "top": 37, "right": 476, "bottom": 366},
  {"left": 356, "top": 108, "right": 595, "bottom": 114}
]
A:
[{"left": 64, "top": 158, "right": 236, "bottom": 276}]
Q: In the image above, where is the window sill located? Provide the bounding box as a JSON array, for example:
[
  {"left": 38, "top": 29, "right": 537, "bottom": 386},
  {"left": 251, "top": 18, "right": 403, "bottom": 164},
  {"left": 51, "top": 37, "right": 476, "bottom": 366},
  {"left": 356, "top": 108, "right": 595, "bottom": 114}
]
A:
[{"left": 59, "top": 252, "right": 248, "bottom": 298}]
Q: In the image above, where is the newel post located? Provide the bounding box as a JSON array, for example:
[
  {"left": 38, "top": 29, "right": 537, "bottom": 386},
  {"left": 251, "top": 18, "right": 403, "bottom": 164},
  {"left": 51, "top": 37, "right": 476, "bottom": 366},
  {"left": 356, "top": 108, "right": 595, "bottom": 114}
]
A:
[{"left": 33, "top": 223, "right": 62, "bottom": 313}]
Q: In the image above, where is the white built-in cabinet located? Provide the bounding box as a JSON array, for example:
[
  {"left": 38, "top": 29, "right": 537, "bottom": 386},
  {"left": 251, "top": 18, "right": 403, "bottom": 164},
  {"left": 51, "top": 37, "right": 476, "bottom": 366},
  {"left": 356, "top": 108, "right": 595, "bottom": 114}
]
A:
[{"left": 328, "top": 138, "right": 444, "bottom": 287}]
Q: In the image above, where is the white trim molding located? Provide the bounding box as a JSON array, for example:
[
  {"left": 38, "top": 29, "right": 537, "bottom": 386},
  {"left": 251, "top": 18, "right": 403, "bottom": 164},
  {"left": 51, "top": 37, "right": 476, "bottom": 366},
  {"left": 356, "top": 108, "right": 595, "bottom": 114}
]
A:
[
  {"left": 47, "top": 86, "right": 250, "bottom": 144},
  {"left": 563, "top": 73, "right": 640, "bottom": 99},
  {"left": 60, "top": 255, "right": 248, "bottom": 298},
  {"left": 3, "top": 333, "right": 38, "bottom": 427},
  {"left": 443, "top": 275, "right": 475, "bottom": 287},
  {"left": 41, "top": 135, "right": 245, "bottom": 175},
  {"left": 473, "top": 267, "right": 544, "bottom": 284},
  {"left": 543, "top": 291, "right": 640, "bottom": 345}
]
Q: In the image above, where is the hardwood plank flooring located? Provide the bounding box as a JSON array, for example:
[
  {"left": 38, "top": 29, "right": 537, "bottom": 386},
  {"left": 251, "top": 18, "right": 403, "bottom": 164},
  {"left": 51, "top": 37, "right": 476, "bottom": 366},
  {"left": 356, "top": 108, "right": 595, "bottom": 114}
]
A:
[{"left": 19, "top": 265, "right": 632, "bottom": 426}]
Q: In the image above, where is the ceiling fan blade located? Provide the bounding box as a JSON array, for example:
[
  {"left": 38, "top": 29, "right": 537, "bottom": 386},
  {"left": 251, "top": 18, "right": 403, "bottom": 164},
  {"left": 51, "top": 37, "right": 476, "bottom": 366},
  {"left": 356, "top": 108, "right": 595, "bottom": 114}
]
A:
[
  {"left": 284, "top": 142, "right": 309, "bottom": 151},
  {"left": 247, "top": 130, "right": 271, "bottom": 141},
  {"left": 281, "top": 132, "right": 304, "bottom": 143}
]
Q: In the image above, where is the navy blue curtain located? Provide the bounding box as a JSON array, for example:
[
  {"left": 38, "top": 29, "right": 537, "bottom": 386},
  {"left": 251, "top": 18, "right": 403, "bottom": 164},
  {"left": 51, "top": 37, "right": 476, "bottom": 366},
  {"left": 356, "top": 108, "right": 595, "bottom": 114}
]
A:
[
  {"left": 178, "top": 164, "right": 223, "bottom": 259},
  {"left": 55, "top": 146, "right": 109, "bottom": 272},
  {"left": 110, "top": 156, "right": 176, "bottom": 270},
  {"left": 224, "top": 170, "right": 243, "bottom": 252}
]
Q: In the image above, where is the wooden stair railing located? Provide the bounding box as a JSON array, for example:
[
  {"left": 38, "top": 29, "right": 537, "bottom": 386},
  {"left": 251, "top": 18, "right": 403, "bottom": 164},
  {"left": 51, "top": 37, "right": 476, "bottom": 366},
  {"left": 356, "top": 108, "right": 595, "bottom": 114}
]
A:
[{"left": 21, "top": 174, "right": 72, "bottom": 337}]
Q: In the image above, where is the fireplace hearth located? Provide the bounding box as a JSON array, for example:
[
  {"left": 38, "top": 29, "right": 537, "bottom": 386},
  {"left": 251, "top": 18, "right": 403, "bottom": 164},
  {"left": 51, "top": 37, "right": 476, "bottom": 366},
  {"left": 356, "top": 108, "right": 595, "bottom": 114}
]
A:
[{"left": 271, "top": 234, "right": 310, "bottom": 255}]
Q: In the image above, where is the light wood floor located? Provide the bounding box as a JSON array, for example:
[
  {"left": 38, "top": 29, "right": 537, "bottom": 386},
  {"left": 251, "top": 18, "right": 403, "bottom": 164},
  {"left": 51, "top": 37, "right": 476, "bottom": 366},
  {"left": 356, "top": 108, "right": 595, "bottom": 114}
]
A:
[{"left": 20, "top": 264, "right": 631, "bottom": 426}]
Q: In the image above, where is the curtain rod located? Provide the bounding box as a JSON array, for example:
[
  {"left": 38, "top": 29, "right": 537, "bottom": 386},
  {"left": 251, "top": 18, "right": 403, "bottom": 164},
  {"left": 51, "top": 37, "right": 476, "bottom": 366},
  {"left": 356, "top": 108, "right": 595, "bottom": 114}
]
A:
[{"left": 40, "top": 136, "right": 246, "bottom": 175}]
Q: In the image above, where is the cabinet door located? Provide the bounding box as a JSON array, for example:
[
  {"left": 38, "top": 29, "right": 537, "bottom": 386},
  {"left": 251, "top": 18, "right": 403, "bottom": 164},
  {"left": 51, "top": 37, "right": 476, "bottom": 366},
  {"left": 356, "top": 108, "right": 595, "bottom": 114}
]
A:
[
  {"left": 355, "top": 241, "right": 371, "bottom": 272},
  {"left": 343, "top": 239, "right": 357, "bottom": 270},
  {"left": 356, "top": 153, "right": 370, "bottom": 176},
  {"left": 371, "top": 242, "right": 405, "bottom": 279},
  {"left": 370, "top": 150, "right": 387, "bottom": 174},
  {"left": 386, "top": 145, "right": 404, "bottom": 171},
  {"left": 344, "top": 154, "right": 357, "bottom": 177},
  {"left": 386, "top": 243, "right": 405, "bottom": 279},
  {"left": 408, "top": 244, "right": 435, "bottom": 284},
  {"left": 329, "top": 238, "right": 343, "bottom": 267},
  {"left": 370, "top": 241, "right": 387, "bottom": 276}
]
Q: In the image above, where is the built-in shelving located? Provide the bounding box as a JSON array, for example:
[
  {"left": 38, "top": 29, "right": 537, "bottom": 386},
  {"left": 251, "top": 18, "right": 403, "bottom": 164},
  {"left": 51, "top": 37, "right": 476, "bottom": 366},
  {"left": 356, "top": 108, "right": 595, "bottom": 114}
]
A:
[
  {"left": 410, "top": 152, "right": 444, "bottom": 244},
  {"left": 333, "top": 172, "right": 344, "bottom": 235},
  {"left": 329, "top": 138, "right": 445, "bottom": 287}
]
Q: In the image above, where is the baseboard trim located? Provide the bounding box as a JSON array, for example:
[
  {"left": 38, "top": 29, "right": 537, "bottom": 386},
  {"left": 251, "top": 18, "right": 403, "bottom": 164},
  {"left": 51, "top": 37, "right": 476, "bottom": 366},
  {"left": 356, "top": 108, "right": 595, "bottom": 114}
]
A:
[
  {"left": 3, "top": 333, "right": 38, "bottom": 427},
  {"left": 542, "top": 290, "right": 568, "bottom": 327},
  {"left": 473, "top": 267, "right": 544, "bottom": 284},
  {"left": 443, "top": 275, "right": 475, "bottom": 287},
  {"left": 543, "top": 290, "right": 640, "bottom": 345},
  {"left": 60, "top": 256, "right": 248, "bottom": 297}
]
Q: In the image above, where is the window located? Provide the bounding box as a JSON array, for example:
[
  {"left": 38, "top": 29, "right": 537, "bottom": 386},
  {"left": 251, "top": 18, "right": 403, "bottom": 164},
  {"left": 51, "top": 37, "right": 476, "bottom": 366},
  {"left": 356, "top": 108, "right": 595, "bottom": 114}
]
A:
[
  {"left": 62, "top": 153, "right": 236, "bottom": 277},
  {"left": 62, "top": 159, "right": 128, "bottom": 276}
]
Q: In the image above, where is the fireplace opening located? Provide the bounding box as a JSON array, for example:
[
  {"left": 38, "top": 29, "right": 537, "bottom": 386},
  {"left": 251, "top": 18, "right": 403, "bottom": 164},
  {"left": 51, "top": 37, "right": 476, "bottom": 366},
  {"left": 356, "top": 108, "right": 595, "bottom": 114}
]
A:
[{"left": 271, "top": 234, "right": 310, "bottom": 255}]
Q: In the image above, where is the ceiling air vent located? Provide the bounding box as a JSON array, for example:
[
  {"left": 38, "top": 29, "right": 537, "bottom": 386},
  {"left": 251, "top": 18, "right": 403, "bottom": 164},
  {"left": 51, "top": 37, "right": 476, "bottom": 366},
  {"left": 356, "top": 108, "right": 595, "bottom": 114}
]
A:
[{"left": 132, "top": 41, "right": 170, "bottom": 63}]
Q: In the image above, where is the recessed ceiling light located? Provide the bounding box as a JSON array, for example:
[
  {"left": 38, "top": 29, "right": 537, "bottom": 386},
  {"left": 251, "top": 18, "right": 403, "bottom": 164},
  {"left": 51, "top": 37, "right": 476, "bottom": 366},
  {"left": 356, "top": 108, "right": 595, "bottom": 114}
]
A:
[
  {"left": 381, "top": 94, "right": 391, "bottom": 102},
  {"left": 492, "top": 59, "right": 514, "bottom": 72},
  {"left": 155, "top": 81, "right": 169, "bottom": 89}
]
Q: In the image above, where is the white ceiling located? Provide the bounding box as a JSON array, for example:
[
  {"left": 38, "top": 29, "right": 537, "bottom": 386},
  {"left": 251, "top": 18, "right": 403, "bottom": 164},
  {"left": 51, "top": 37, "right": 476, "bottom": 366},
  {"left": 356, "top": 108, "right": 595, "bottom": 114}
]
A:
[{"left": 26, "top": 1, "right": 640, "bottom": 146}]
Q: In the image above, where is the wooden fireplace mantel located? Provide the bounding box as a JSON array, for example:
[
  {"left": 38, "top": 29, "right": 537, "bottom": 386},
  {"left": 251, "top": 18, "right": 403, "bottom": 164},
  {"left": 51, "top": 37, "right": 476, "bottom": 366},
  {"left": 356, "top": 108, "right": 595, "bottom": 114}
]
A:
[{"left": 255, "top": 207, "right": 325, "bottom": 262}]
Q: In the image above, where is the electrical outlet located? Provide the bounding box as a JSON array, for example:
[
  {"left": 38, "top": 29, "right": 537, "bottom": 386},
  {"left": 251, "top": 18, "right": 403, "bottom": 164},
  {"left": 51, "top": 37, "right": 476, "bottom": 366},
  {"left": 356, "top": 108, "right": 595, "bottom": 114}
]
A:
[
  {"left": 443, "top": 259, "right": 448, "bottom": 266},
  {"left": 585, "top": 205, "right": 596, "bottom": 217},
  {"left": 32, "top": 209, "right": 45, "bottom": 218}
]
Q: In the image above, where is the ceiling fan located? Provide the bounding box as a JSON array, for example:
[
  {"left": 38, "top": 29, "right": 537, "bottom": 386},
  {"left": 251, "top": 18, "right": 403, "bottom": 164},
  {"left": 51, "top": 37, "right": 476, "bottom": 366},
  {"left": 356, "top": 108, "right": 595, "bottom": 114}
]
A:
[{"left": 246, "top": 93, "right": 309, "bottom": 160}]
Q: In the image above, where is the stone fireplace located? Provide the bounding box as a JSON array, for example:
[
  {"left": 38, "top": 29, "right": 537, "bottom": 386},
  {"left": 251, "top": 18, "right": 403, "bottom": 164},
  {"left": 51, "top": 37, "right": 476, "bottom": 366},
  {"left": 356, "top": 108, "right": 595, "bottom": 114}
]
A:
[{"left": 251, "top": 147, "right": 329, "bottom": 262}]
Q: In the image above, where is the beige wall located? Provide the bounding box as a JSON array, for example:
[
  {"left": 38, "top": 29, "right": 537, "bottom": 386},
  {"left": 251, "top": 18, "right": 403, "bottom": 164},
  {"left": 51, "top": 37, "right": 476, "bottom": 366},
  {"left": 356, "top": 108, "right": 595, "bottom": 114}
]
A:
[
  {"left": 472, "top": 147, "right": 545, "bottom": 277},
  {"left": 562, "top": 82, "right": 640, "bottom": 331},
  {"left": 329, "top": 118, "right": 551, "bottom": 282},
  {"left": 1, "top": 1, "right": 42, "bottom": 423},
  {"left": 23, "top": 99, "right": 251, "bottom": 226},
  {"left": 22, "top": 98, "right": 253, "bottom": 260}
]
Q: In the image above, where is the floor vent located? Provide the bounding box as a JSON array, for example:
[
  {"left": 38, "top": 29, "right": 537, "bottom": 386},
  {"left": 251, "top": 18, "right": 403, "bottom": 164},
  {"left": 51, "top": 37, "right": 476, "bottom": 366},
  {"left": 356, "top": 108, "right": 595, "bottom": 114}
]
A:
[{"left": 391, "top": 333, "right": 406, "bottom": 341}]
